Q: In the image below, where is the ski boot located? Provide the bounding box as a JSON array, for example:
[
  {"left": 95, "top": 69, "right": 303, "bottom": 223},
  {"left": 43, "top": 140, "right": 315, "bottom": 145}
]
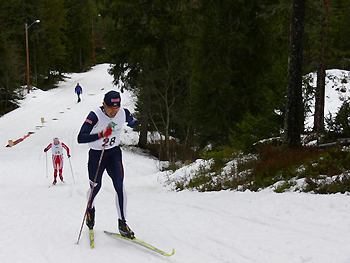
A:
[
  {"left": 119, "top": 219, "right": 135, "bottom": 239},
  {"left": 86, "top": 207, "right": 95, "bottom": 229},
  {"left": 59, "top": 174, "right": 64, "bottom": 183},
  {"left": 52, "top": 175, "right": 57, "bottom": 185}
]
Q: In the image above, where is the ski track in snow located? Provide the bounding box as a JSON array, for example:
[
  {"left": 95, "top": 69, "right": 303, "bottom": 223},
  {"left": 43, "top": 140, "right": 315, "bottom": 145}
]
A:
[{"left": 0, "top": 64, "right": 350, "bottom": 262}]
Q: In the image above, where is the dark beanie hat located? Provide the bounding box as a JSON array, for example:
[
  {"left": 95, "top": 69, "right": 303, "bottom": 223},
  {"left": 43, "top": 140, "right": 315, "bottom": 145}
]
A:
[{"left": 104, "top": 91, "right": 121, "bottom": 107}]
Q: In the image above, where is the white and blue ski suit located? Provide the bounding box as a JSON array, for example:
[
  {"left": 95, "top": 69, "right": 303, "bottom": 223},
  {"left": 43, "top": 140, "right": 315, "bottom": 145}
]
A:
[{"left": 77, "top": 106, "right": 137, "bottom": 221}]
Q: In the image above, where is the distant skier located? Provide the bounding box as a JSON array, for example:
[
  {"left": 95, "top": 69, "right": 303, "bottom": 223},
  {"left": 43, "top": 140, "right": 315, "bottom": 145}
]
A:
[
  {"left": 77, "top": 90, "right": 137, "bottom": 239},
  {"left": 44, "top": 137, "right": 71, "bottom": 185},
  {"left": 75, "top": 83, "right": 83, "bottom": 103}
]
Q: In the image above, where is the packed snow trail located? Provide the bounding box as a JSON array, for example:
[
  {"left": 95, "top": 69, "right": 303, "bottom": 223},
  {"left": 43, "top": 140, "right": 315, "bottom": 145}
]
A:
[{"left": 0, "top": 64, "right": 350, "bottom": 263}]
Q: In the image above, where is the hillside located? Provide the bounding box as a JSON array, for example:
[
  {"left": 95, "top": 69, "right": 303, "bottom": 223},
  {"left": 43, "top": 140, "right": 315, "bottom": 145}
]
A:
[{"left": 0, "top": 64, "right": 349, "bottom": 263}]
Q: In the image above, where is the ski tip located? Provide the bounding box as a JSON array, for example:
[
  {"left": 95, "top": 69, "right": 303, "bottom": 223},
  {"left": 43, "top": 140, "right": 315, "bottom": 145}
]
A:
[
  {"left": 89, "top": 229, "right": 95, "bottom": 249},
  {"left": 162, "top": 248, "right": 175, "bottom": 257}
]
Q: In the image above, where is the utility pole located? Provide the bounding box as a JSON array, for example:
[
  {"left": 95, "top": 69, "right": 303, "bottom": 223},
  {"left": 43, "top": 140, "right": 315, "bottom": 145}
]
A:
[
  {"left": 25, "top": 20, "right": 40, "bottom": 93},
  {"left": 25, "top": 23, "right": 30, "bottom": 93}
]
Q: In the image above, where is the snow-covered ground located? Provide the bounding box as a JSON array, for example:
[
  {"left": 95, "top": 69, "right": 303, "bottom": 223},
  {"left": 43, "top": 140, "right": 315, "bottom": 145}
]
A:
[
  {"left": 305, "top": 69, "right": 350, "bottom": 129},
  {"left": 1, "top": 64, "right": 350, "bottom": 263}
]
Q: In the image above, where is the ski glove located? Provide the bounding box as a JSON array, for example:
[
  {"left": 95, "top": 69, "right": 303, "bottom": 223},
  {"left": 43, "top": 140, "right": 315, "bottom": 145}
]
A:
[
  {"left": 44, "top": 148, "right": 48, "bottom": 152},
  {"left": 67, "top": 154, "right": 71, "bottom": 158},
  {"left": 99, "top": 126, "right": 113, "bottom": 139}
]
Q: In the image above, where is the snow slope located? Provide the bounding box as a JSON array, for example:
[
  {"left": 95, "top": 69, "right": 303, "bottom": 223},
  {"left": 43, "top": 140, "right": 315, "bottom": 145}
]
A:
[
  {"left": 305, "top": 69, "right": 350, "bottom": 129},
  {"left": 0, "top": 64, "right": 350, "bottom": 263}
]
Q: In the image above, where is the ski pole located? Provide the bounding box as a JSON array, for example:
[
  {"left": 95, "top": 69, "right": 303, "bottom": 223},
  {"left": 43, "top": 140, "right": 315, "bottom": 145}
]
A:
[
  {"left": 76, "top": 143, "right": 107, "bottom": 245},
  {"left": 68, "top": 157, "right": 75, "bottom": 184},
  {"left": 45, "top": 152, "right": 48, "bottom": 178}
]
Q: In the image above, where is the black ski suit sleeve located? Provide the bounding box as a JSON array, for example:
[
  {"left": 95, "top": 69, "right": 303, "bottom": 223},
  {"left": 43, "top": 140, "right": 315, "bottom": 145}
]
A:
[{"left": 124, "top": 108, "right": 138, "bottom": 129}]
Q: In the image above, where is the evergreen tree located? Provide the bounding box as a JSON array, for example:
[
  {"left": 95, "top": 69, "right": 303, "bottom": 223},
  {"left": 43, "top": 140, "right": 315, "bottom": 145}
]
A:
[
  {"left": 304, "top": 0, "right": 330, "bottom": 132},
  {"left": 33, "top": 0, "right": 68, "bottom": 89},
  {"left": 0, "top": 0, "right": 25, "bottom": 114},
  {"left": 283, "top": 0, "right": 306, "bottom": 147},
  {"left": 0, "top": 29, "right": 21, "bottom": 114},
  {"left": 189, "top": 0, "right": 288, "bottom": 149},
  {"left": 328, "top": 0, "right": 350, "bottom": 69},
  {"left": 64, "top": 0, "right": 96, "bottom": 72},
  {"left": 106, "top": 0, "right": 192, "bottom": 158}
]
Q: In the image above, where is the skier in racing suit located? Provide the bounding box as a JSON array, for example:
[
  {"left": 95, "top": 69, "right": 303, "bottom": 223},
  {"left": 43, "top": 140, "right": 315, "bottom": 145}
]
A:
[
  {"left": 44, "top": 137, "right": 71, "bottom": 185},
  {"left": 77, "top": 90, "right": 137, "bottom": 239}
]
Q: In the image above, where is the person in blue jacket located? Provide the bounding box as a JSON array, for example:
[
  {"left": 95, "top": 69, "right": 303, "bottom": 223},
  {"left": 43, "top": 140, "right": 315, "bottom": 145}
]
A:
[
  {"left": 77, "top": 90, "right": 137, "bottom": 239},
  {"left": 75, "top": 83, "right": 83, "bottom": 103}
]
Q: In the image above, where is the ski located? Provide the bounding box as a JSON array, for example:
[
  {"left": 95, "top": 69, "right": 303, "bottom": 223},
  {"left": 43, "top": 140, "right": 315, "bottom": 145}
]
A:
[
  {"left": 89, "top": 229, "right": 95, "bottom": 249},
  {"left": 104, "top": 231, "right": 175, "bottom": 257},
  {"left": 48, "top": 182, "right": 65, "bottom": 188}
]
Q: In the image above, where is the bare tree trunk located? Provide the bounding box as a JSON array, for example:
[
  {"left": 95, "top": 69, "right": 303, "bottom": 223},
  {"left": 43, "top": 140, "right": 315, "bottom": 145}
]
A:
[
  {"left": 165, "top": 102, "right": 170, "bottom": 160},
  {"left": 138, "top": 86, "right": 150, "bottom": 149},
  {"left": 314, "top": 67, "right": 326, "bottom": 132},
  {"left": 283, "top": 0, "right": 306, "bottom": 147},
  {"left": 79, "top": 48, "right": 82, "bottom": 71},
  {"left": 313, "top": 0, "right": 329, "bottom": 133}
]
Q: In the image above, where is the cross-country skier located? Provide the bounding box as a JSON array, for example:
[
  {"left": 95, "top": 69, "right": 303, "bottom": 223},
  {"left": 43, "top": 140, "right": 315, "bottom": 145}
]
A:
[
  {"left": 75, "top": 83, "right": 83, "bottom": 103},
  {"left": 77, "top": 90, "right": 137, "bottom": 239},
  {"left": 44, "top": 137, "right": 71, "bottom": 185}
]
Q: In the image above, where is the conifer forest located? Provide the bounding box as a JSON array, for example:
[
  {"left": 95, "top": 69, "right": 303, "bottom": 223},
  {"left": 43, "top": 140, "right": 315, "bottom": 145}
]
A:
[{"left": 1, "top": 0, "right": 349, "bottom": 155}]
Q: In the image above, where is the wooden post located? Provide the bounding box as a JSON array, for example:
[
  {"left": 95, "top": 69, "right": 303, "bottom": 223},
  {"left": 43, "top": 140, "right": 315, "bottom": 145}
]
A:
[
  {"left": 41, "top": 117, "right": 45, "bottom": 124},
  {"left": 25, "top": 23, "right": 30, "bottom": 93}
]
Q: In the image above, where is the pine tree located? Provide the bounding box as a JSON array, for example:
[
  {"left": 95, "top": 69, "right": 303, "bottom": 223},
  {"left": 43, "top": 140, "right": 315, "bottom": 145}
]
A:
[
  {"left": 0, "top": 0, "right": 25, "bottom": 114},
  {"left": 189, "top": 0, "right": 288, "bottom": 149},
  {"left": 107, "top": 0, "right": 192, "bottom": 158},
  {"left": 64, "top": 0, "right": 96, "bottom": 72},
  {"left": 283, "top": 0, "right": 306, "bottom": 147},
  {"left": 32, "top": 0, "right": 68, "bottom": 89}
]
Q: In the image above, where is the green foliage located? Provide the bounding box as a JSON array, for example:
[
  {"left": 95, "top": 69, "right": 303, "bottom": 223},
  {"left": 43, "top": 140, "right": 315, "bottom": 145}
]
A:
[
  {"left": 186, "top": 165, "right": 219, "bottom": 192},
  {"left": 2, "top": 0, "right": 350, "bottom": 167},
  {"left": 274, "top": 181, "right": 297, "bottom": 193},
  {"left": 0, "top": 0, "right": 107, "bottom": 98},
  {"left": 105, "top": 0, "right": 292, "bottom": 153},
  {"left": 189, "top": 0, "right": 289, "bottom": 148},
  {"left": 147, "top": 139, "right": 199, "bottom": 163},
  {"left": 303, "top": 172, "right": 350, "bottom": 194},
  {"left": 229, "top": 112, "right": 283, "bottom": 152},
  {"left": 33, "top": 0, "right": 68, "bottom": 89},
  {"left": 314, "top": 176, "right": 350, "bottom": 194},
  {"left": 326, "top": 100, "right": 350, "bottom": 138},
  {"left": 63, "top": 0, "right": 96, "bottom": 72},
  {"left": 0, "top": 31, "right": 21, "bottom": 115},
  {"left": 300, "top": 148, "right": 350, "bottom": 177},
  {"left": 327, "top": 0, "right": 350, "bottom": 69},
  {"left": 201, "top": 146, "right": 235, "bottom": 171},
  {"left": 106, "top": 0, "right": 194, "bottom": 160},
  {"left": 0, "top": 8, "right": 23, "bottom": 115},
  {"left": 170, "top": 145, "right": 350, "bottom": 194}
]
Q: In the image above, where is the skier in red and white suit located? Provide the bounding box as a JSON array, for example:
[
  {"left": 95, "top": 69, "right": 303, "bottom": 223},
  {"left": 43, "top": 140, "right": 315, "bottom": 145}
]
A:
[{"left": 44, "top": 137, "right": 70, "bottom": 185}]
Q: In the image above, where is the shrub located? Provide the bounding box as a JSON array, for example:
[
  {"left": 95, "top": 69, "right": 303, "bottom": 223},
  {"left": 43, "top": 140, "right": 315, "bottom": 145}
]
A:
[{"left": 166, "top": 143, "right": 350, "bottom": 194}]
